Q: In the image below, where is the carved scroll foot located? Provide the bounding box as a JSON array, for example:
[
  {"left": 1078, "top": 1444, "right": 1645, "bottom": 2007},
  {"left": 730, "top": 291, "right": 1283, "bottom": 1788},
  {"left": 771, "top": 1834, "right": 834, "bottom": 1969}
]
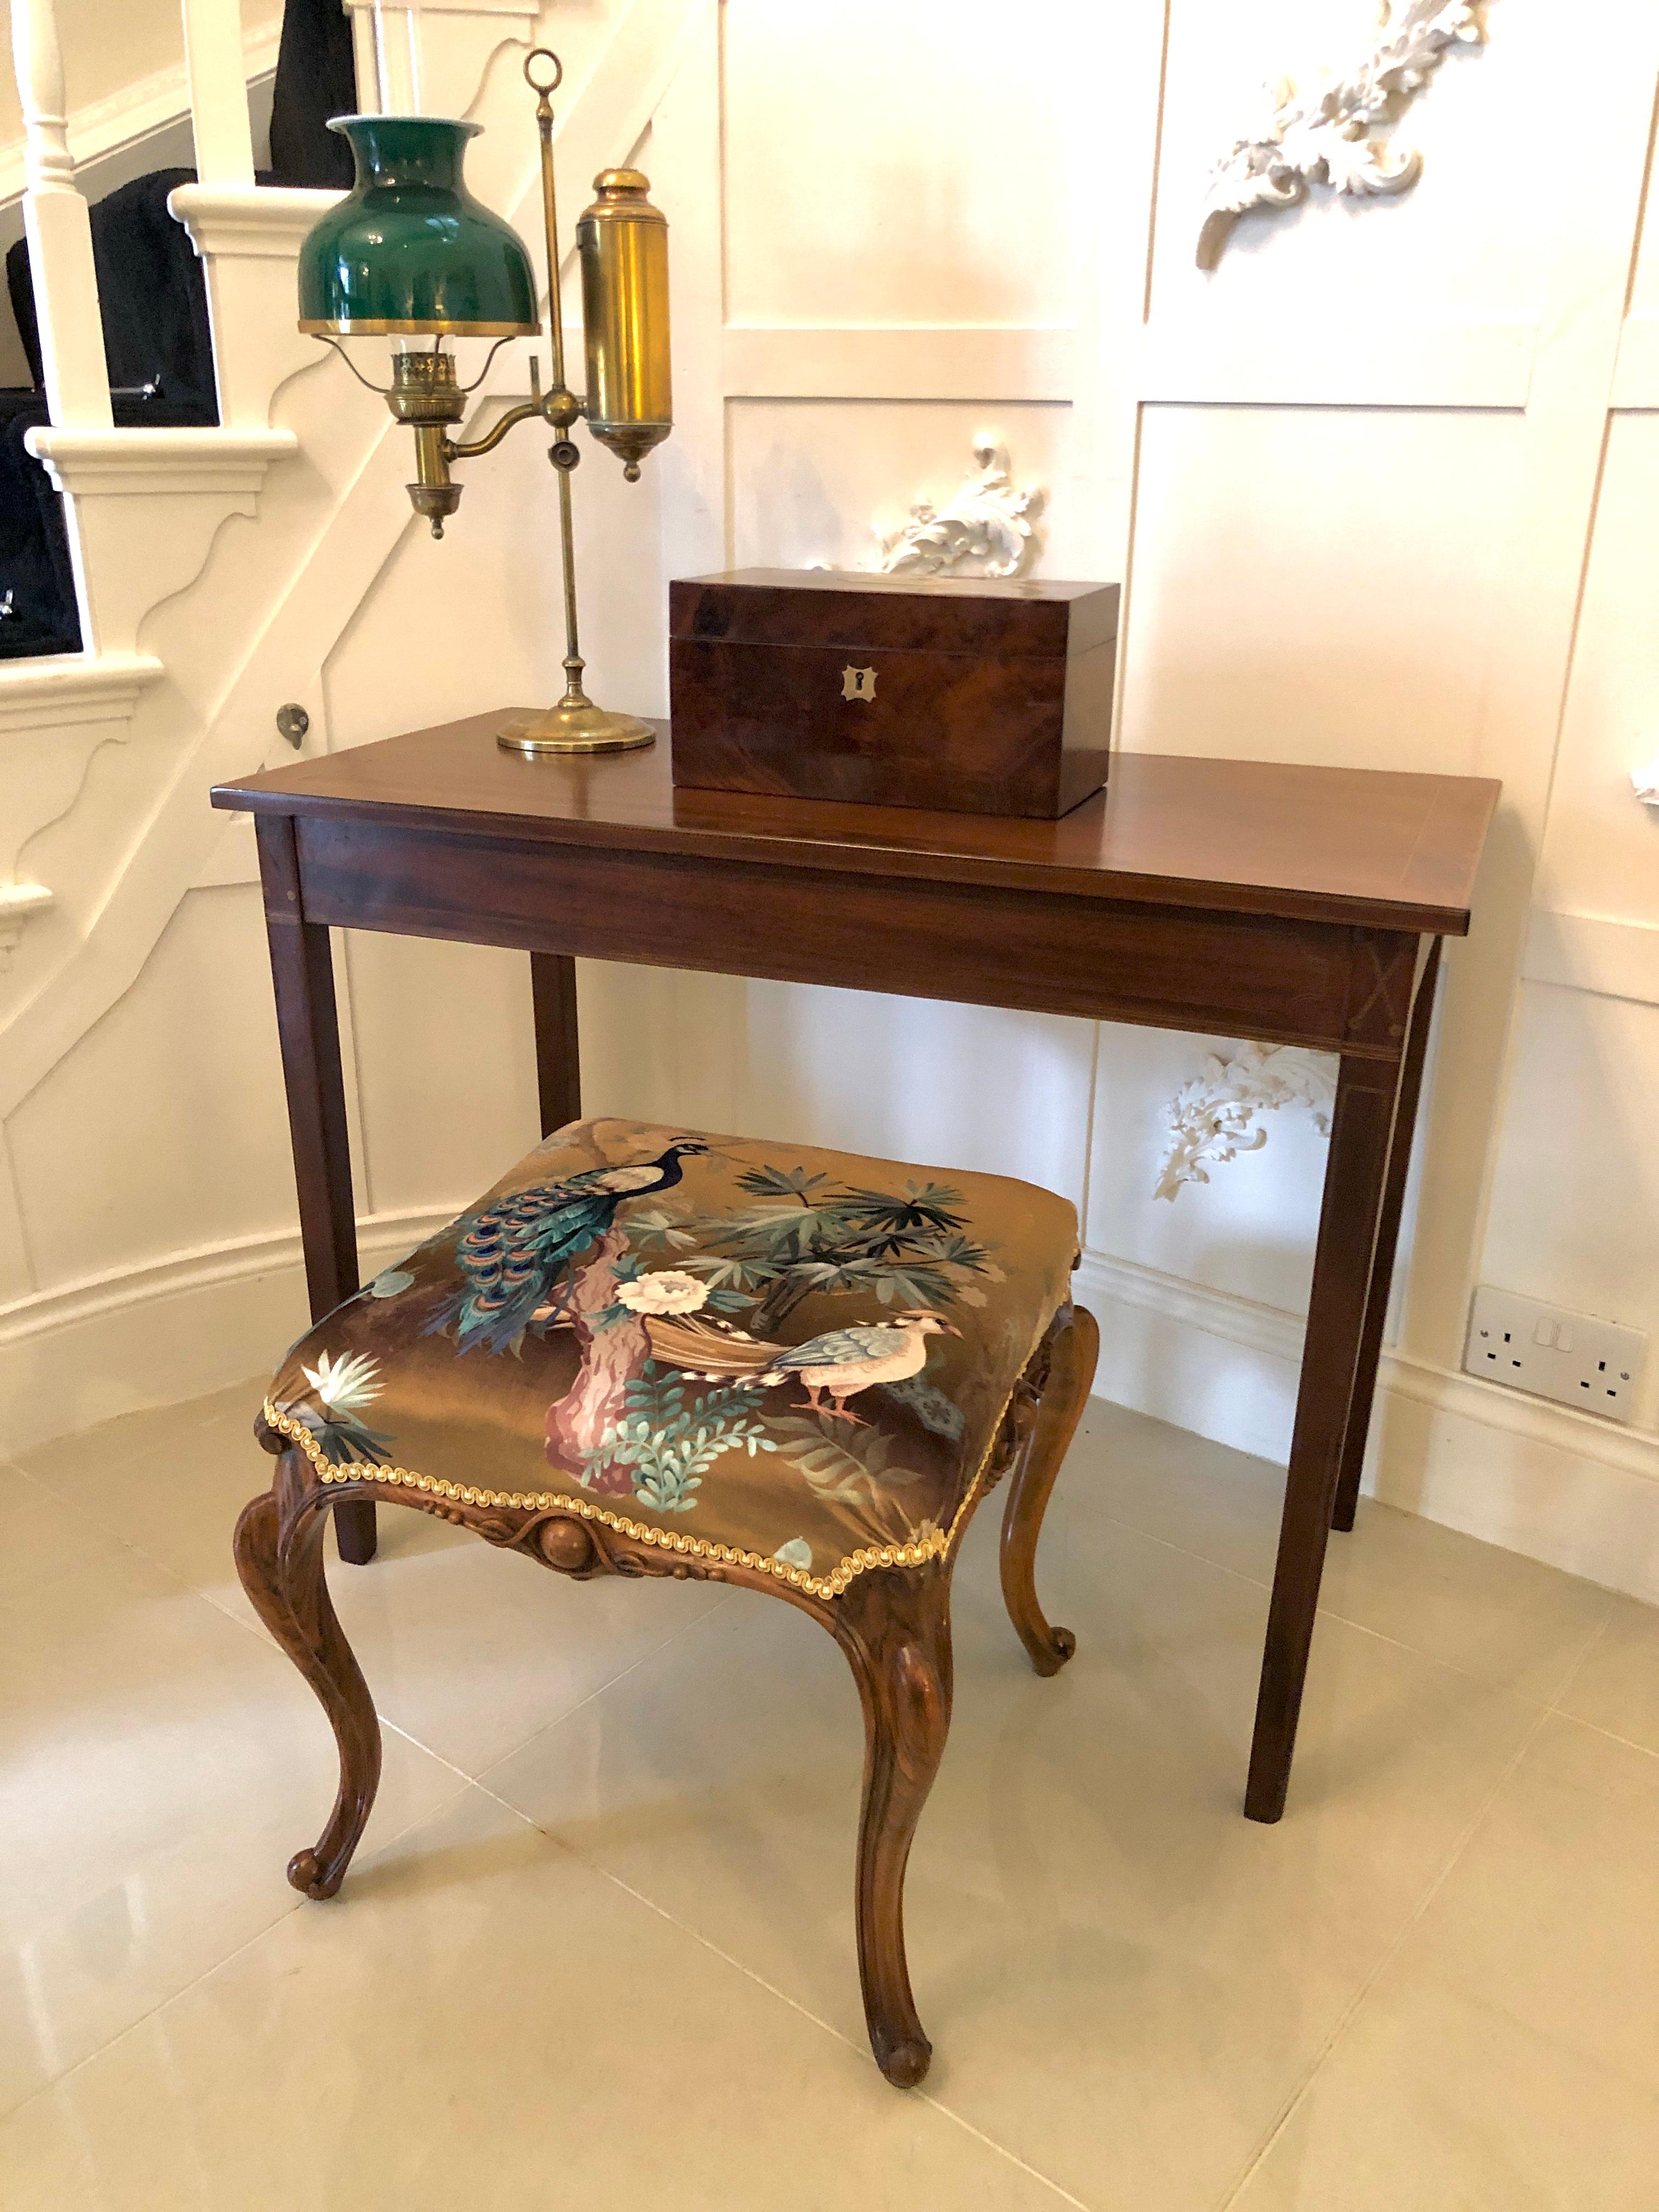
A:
[
  {"left": 234, "top": 1453, "right": 382, "bottom": 1901},
  {"left": 834, "top": 1568, "right": 953, "bottom": 2087},
  {"left": 1001, "top": 1304, "right": 1098, "bottom": 1676}
]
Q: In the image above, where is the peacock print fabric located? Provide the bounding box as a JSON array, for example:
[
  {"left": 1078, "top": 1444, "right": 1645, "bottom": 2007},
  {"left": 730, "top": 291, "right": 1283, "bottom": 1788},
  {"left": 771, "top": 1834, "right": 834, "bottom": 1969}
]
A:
[{"left": 264, "top": 1119, "right": 1079, "bottom": 1599}]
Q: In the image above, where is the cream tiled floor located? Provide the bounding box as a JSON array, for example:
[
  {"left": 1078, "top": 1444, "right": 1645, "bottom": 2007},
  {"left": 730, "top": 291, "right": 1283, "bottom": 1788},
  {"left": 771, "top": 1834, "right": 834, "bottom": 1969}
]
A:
[{"left": 5, "top": 1385, "right": 1658, "bottom": 2209}]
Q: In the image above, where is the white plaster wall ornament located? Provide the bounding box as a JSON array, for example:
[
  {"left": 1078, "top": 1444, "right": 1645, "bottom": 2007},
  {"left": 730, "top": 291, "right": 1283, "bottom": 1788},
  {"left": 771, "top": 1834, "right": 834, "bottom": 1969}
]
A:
[
  {"left": 1632, "top": 760, "right": 1659, "bottom": 808},
  {"left": 1156, "top": 1043, "right": 1336, "bottom": 1201},
  {"left": 870, "top": 435, "right": 1044, "bottom": 578},
  {"left": 1197, "top": 1, "right": 1491, "bottom": 271}
]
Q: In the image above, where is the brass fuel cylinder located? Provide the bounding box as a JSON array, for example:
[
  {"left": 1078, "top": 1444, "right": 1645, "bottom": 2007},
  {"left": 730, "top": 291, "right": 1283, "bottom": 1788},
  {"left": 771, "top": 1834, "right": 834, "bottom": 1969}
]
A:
[{"left": 575, "top": 168, "right": 671, "bottom": 479}]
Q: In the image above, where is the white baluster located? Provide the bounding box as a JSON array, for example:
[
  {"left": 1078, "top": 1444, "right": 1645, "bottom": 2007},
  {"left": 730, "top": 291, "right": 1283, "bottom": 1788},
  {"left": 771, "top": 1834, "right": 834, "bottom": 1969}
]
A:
[
  {"left": 10, "top": 0, "right": 111, "bottom": 427},
  {"left": 345, "top": 1, "right": 381, "bottom": 114},
  {"left": 180, "top": 0, "right": 256, "bottom": 187},
  {"left": 368, "top": 1, "right": 426, "bottom": 115}
]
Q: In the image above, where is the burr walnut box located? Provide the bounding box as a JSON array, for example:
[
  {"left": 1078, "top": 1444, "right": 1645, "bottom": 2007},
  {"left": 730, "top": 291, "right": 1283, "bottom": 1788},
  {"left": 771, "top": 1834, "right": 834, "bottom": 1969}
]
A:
[{"left": 668, "top": 569, "right": 1119, "bottom": 818}]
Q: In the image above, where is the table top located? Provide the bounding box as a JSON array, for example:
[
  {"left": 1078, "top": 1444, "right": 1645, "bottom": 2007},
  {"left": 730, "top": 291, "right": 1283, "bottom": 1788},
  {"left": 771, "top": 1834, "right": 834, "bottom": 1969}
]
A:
[{"left": 215, "top": 712, "right": 1499, "bottom": 935}]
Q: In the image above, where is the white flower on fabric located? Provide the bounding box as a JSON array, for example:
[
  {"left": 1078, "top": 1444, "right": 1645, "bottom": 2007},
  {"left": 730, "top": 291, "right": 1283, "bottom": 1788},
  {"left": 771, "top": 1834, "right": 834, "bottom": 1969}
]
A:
[
  {"left": 773, "top": 1537, "right": 813, "bottom": 1571},
  {"left": 301, "top": 1349, "right": 383, "bottom": 1416},
  {"left": 614, "top": 1271, "right": 709, "bottom": 1317}
]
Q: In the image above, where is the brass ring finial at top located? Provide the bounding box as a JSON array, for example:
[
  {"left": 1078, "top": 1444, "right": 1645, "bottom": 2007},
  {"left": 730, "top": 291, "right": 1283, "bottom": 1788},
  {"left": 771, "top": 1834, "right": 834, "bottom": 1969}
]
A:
[{"left": 523, "top": 47, "right": 563, "bottom": 95}]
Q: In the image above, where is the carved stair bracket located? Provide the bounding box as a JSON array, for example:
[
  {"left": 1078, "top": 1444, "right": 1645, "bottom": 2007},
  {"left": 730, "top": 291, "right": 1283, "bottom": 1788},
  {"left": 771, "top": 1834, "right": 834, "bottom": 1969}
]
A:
[
  {"left": 870, "top": 435, "right": 1043, "bottom": 579},
  {"left": 1157, "top": 1043, "right": 1335, "bottom": 1200},
  {"left": 1198, "top": 1, "right": 1492, "bottom": 270},
  {"left": 24, "top": 427, "right": 296, "bottom": 654}
]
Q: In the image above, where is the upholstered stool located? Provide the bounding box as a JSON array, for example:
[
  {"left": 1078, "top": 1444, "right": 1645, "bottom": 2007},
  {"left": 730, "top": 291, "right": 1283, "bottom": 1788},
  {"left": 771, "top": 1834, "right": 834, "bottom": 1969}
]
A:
[{"left": 238, "top": 1118, "right": 1098, "bottom": 2086}]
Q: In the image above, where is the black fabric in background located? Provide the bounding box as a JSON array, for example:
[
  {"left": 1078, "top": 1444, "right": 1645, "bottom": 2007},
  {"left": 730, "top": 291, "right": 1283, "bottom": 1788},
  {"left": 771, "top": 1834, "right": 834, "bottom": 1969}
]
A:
[
  {"left": 0, "top": 0, "right": 358, "bottom": 657},
  {"left": 8, "top": 169, "right": 217, "bottom": 414},
  {"left": 2, "top": 170, "right": 218, "bottom": 656},
  {"left": 0, "top": 393, "right": 81, "bottom": 654},
  {"left": 268, "top": 0, "right": 359, "bottom": 189}
]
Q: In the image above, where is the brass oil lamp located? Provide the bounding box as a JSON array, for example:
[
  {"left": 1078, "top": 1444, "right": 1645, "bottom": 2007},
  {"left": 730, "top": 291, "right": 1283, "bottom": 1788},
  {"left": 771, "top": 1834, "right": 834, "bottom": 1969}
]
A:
[{"left": 296, "top": 50, "right": 670, "bottom": 754}]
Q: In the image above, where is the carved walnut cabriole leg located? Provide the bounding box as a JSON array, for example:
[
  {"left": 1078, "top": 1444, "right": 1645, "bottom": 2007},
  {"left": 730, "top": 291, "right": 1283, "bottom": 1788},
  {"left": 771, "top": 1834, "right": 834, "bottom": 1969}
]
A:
[
  {"left": 236, "top": 1317, "right": 1074, "bottom": 2084},
  {"left": 1001, "top": 1302, "right": 1098, "bottom": 1675},
  {"left": 831, "top": 1564, "right": 953, "bottom": 2090},
  {"left": 234, "top": 1427, "right": 382, "bottom": 1898}
]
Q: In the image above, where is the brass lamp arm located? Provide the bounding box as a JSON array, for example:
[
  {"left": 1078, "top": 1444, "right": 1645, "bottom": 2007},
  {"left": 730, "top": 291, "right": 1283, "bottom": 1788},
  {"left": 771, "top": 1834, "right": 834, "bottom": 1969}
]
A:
[{"left": 444, "top": 358, "right": 585, "bottom": 464}]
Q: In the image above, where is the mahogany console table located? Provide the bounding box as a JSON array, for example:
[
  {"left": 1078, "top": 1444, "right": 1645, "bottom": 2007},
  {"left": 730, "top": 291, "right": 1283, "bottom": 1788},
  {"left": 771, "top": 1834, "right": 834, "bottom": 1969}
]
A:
[{"left": 214, "top": 716, "right": 1497, "bottom": 1822}]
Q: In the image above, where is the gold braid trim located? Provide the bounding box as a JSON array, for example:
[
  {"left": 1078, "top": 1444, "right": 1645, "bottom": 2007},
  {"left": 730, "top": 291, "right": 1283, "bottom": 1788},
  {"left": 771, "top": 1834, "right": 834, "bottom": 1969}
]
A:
[{"left": 261, "top": 1396, "right": 1013, "bottom": 1603}]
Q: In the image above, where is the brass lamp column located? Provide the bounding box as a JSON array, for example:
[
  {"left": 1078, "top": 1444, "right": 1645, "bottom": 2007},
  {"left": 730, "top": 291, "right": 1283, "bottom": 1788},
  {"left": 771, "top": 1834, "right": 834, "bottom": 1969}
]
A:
[{"left": 296, "top": 48, "right": 673, "bottom": 757}]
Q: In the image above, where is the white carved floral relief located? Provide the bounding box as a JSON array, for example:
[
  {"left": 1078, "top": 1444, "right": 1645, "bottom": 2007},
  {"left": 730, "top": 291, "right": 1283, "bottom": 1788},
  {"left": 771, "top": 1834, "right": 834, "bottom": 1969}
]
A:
[
  {"left": 1198, "top": 0, "right": 1492, "bottom": 269},
  {"left": 870, "top": 435, "right": 1044, "bottom": 579},
  {"left": 1156, "top": 1043, "right": 1336, "bottom": 1201}
]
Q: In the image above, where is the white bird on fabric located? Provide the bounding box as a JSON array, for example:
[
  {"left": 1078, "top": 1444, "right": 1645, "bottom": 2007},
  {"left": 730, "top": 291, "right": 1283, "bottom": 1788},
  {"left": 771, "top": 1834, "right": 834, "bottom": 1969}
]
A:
[{"left": 646, "top": 1309, "right": 962, "bottom": 1424}]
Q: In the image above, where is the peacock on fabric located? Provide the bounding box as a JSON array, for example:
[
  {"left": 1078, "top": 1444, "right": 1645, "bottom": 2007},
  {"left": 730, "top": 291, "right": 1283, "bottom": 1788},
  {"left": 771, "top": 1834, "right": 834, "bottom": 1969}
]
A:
[{"left": 264, "top": 1118, "right": 1080, "bottom": 1599}]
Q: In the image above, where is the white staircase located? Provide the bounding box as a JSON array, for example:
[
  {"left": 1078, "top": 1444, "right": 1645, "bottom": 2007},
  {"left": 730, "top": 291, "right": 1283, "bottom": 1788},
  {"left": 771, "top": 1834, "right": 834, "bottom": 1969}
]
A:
[
  {"left": 0, "top": 0, "right": 702, "bottom": 1442},
  {"left": 0, "top": 0, "right": 696, "bottom": 1086}
]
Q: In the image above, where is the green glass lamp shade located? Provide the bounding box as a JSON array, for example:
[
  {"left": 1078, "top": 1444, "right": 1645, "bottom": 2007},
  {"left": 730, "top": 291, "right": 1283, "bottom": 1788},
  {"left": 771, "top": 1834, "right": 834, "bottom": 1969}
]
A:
[{"left": 297, "top": 116, "right": 539, "bottom": 337}]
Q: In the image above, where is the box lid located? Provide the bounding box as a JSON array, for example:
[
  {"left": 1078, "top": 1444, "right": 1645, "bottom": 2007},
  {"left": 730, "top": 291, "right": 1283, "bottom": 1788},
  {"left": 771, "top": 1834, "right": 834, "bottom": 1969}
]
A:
[{"left": 669, "top": 569, "right": 1120, "bottom": 658}]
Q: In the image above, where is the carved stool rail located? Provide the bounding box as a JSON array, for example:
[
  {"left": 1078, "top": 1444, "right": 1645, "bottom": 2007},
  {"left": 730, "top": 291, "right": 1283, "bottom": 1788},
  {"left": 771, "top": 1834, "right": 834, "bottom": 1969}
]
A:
[{"left": 235, "top": 1118, "right": 1097, "bottom": 2085}]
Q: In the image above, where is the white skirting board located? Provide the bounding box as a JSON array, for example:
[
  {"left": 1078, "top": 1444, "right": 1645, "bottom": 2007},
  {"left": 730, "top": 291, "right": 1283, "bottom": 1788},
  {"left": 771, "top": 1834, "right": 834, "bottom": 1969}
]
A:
[
  {"left": 1073, "top": 1250, "right": 1659, "bottom": 1609},
  {"left": 5, "top": 1227, "right": 1657, "bottom": 1608},
  {"left": 0, "top": 1209, "right": 453, "bottom": 1458}
]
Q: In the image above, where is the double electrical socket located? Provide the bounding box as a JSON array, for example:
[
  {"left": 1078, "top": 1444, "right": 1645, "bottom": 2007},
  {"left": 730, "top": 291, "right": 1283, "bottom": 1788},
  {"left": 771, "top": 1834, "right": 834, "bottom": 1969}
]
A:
[{"left": 1464, "top": 1285, "right": 1647, "bottom": 1424}]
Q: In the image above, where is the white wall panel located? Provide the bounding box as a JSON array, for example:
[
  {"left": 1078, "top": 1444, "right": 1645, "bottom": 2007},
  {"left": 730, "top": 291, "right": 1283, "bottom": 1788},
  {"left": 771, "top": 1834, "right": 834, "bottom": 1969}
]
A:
[
  {"left": 0, "top": 1135, "right": 33, "bottom": 1304},
  {"left": 7, "top": 887, "right": 295, "bottom": 1287},
  {"left": 1479, "top": 983, "right": 1659, "bottom": 1425},
  {"left": 1628, "top": 126, "right": 1659, "bottom": 321},
  {"left": 340, "top": 932, "right": 541, "bottom": 1219},
  {"left": 709, "top": 983, "right": 1095, "bottom": 1209},
  {"left": 1085, "top": 1022, "right": 1326, "bottom": 1316},
  {"left": 1120, "top": 404, "right": 1522, "bottom": 774},
  {"left": 722, "top": 0, "right": 1075, "bottom": 330},
  {"left": 1535, "top": 413, "right": 1659, "bottom": 929},
  {"left": 1152, "top": 0, "right": 1561, "bottom": 326},
  {"left": 578, "top": 966, "right": 758, "bottom": 1137},
  {"left": 727, "top": 397, "right": 1079, "bottom": 573}
]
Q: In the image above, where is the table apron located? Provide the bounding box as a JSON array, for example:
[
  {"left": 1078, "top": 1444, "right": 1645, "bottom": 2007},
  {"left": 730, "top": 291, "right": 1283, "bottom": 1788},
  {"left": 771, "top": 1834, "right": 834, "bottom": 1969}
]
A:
[{"left": 292, "top": 817, "right": 1417, "bottom": 1059}]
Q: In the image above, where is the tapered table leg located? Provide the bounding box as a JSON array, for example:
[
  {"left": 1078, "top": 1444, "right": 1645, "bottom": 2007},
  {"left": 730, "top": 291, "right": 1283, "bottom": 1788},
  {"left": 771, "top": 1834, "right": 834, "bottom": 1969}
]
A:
[
  {"left": 256, "top": 815, "right": 375, "bottom": 1566},
  {"left": 1244, "top": 1048, "right": 1403, "bottom": 1822},
  {"left": 1330, "top": 939, "right": 1442, "bottom": 1534},
  {"left": 530, "top": 951, "right": 581, "bottom": 1136}
]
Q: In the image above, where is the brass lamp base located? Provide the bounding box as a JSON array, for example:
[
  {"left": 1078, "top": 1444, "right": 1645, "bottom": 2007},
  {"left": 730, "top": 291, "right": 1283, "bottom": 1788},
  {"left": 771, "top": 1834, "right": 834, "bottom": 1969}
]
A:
[{"left": 496, "top": 701, "right": 656, "bottom": 755}]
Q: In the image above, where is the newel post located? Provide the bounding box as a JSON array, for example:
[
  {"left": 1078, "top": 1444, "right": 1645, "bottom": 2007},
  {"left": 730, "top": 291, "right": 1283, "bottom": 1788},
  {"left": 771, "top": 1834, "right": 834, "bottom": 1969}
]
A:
[
  {"left": 10, "top": 0, "right": 111, "bottom": 427},
  {"left": 180, "top": 0, "right": 257, "bottom": 187}
]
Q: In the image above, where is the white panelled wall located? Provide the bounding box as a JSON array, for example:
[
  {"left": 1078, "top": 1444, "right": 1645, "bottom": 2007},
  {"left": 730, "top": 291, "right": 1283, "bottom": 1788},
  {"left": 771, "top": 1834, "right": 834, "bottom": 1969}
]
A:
[{"left": 4, "top": 0, "right": 1659, "bottom": 1606}]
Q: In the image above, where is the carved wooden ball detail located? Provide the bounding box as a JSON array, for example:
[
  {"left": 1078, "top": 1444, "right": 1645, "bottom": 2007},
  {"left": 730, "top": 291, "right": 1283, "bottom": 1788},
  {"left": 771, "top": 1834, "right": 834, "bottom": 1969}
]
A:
[{"left": 538, "top": 1516, "right": 595, "bottom": 1572}]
